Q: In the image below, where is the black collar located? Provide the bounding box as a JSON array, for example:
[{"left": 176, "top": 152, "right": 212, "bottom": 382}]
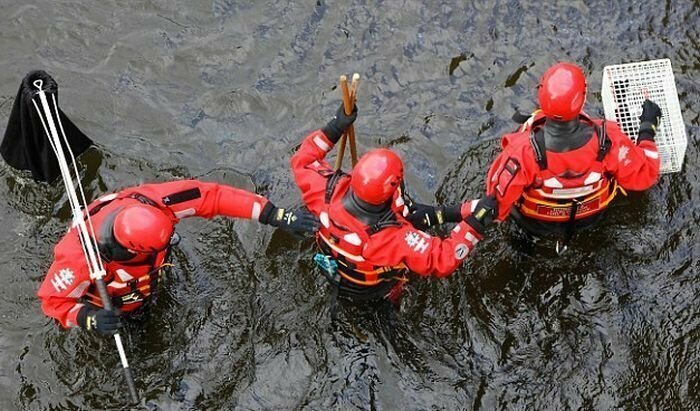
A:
[{"left": 342, "top": 190, "right": 392, "bottom": 226}]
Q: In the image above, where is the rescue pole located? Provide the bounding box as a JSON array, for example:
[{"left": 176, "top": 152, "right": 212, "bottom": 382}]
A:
[
  {"left": 334, "top": 73, "right": 360, "bottom": 170},
  {"left": 30, "top": 79, "right": 139, "bottom": 403},
  {"left": 348, "top": 73, "right": 360, "bottom": 166}
]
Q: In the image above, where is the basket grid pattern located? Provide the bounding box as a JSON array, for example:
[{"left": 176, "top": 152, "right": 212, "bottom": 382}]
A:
[{"left": 601, "top": 59, "right": 687, "bottom": 173}]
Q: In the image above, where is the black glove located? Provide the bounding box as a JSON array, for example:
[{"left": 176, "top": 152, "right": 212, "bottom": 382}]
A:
[
  {"left": 78, "top": 307, "right": 122, "bottom": 336},
  {"left": 259, "top": 202, "right": 320, "bottom": 238},
  {"left": 321, "top": 103, "right": 358, "bottom": 144},
  {"left": 464, "top": 196, "right": 498, "bottom": 235},
  {"left": 638, "top": 99, "right": 662, "bottom": 143},
  {"left": 405, "top": 202, "right": 462, "bottom": 231}
]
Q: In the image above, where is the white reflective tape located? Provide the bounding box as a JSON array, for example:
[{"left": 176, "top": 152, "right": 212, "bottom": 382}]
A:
[
  {"left": 465, "top": 231, "right": 479, "bottom": 246},
  {"left": 583, "top": 172, "right": 601, "bottom": 185},
  {"left": 542, "top": 186, "right": 595, "bottom": 199},
  {"left": 174, "top": 208, "right": 196, "bottom": 218},
  {"left": 643, "top": 149, "right": 659, "bottom": 159},
  {"left": 66, "top": 281, "right": 91, "bottom": 299},
  {"left": 115, "top": 269, "right": 134, "bottom": 282},
  {"left": 544, "top": 177, "right": 564, "bottom": 188},
  {"left": 320, "top": 212, "right": 330, "bottom": 228},
  {"left": 313, "top": 135, "right": 330, "bottom": 151},
  {"left": 251, "top": 202, "right": 262, "bottom": 220},
  {"left": 343, "top": 233, "right": 362, "bottom": 246},
  {"left": 395, "top": 196, "right": 405, "bottom": 207},
  {"left": 98, "top": 193, "right": 118, "bottom": 202},
  {"left": 452, "top": 224, "right": 462, "bottom": 233}
]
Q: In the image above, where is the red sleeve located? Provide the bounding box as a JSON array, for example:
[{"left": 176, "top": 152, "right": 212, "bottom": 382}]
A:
[
  {"left": 290, "top": 129, "right": 337, "bottom": 215},
  {"left": 125, "top": 180, "right": 270, "bottom": 221},
  {"left": 37, "top": 235, "right": 92, "bottom": 328},
  {"left": 485, "top": 139, "right": 535, "bottom": 221},
  {"left": 364, "top": 221, "right": 482, "bottom": 278},
  {"left": 603, "top": 122, "right": 660, "bottom": 191}
]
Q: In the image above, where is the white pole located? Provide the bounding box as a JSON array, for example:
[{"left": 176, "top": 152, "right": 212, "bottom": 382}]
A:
[{"left": 31, "top": 79, "right": 138, "bottom": 403}]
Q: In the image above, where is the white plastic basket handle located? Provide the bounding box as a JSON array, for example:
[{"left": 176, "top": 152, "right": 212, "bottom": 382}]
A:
[{"left": 601, "top": 58, "right": 687, "bottom": 174}]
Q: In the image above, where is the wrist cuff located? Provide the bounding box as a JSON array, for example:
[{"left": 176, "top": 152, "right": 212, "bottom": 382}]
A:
[
  {"left": 321, "top": 123, "right": 342, "bottom": 144},
  {"left": 465, "top": 214, "right": 486, "bottom": 236},
  {"left": 76, "top": 306, "right": 93, "bottom": 329},
  {"left": 637, "top": 121, "right": 656, "bottom": 143},
  {"left": 259, "top": 202, "right": 277, "bottom": 224},
  {"left": 442, "top": 204, "right": 463, "bottom": 223}
]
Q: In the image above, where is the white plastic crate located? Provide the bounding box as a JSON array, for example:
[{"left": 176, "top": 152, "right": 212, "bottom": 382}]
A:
[{"left": 601, "top": 59, "right": 687, "bottom": 173}]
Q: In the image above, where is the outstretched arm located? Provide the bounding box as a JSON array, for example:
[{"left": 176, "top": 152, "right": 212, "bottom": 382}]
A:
[
  {"left": 291, "top": 103, "right": 357, "bottom": 214},
  {"left": 605, "top": 101, "right": 661, "bottom": 191}
]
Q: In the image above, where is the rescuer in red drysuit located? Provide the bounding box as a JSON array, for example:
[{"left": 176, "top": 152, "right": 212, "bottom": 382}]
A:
[
  {"left": 38, "top": 179, "right": 319, "bottom": 335},
  {"left": 483, "top": 62, "right": 662, "bottom": 246},
  {"left": 291, "top": 102, "right": 497, "bottom": 301}
]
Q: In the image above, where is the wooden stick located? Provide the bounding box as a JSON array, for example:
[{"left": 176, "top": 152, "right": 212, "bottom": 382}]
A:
[
  {"left": 335, "top": 75, "right": 351, "bottom": 170},
  {"left": 348, "top": 73, "right": 360, "bottom": 166}
]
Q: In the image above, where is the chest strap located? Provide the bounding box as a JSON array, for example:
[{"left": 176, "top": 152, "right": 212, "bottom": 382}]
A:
[{"left": 325, "top": 170, "right": 347, "bottom": 204}]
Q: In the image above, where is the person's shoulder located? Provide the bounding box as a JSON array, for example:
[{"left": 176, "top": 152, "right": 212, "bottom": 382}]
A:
[
  {"left": 53, "top": 227, "right": 84, "bottom": 256},
  {"left": 497, "top": 128, "right": 536, "bottom": 163},
  {"left": 587, "top": 118, "right": 630, "bottom": 148}
]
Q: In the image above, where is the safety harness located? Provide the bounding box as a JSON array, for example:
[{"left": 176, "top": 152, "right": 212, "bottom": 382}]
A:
[
  {"left": 515, "top": 115, "right": 626, "bottom": 223},
  {"left": 315, "top": 170, "right": 408, "bottom": 296}
]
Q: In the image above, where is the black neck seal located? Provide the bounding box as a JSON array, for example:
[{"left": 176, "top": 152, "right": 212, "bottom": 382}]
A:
[
  {"left": 342, "top": 190, "right": 392, "bottom": 226},
  {"left": 543, "top": 118, "right": 594, "bottom": 152}
]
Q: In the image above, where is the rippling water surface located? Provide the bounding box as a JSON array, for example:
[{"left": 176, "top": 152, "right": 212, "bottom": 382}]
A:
[{"left": 0, "top": 1, "right": 698, "bottom": 410}]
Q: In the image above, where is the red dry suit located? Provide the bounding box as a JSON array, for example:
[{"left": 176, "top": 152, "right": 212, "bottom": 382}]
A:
[
  {"left": 38, "top": 179, "right": 270, "bottom": 328},
  {"left": 291, "top": 129, "right": 481, "bottom": 299},
  {"left": 486, "top": 112, "right": 660, "bottom": 234}
]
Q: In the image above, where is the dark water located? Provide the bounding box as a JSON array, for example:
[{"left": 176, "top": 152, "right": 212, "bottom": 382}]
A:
[{"left": 0, "top": 1, "right": 698, "bottom": 409}]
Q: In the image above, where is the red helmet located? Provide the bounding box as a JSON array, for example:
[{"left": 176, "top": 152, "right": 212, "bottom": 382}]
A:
[
  {"left": 537, "top": 62, "right": 587, "bottom": 121},
  {"left": 113, "top": 205, "right": 174, "bottom": 253},
  {"left": 350, "top": 149, "right": 404, "bottom": 205}
]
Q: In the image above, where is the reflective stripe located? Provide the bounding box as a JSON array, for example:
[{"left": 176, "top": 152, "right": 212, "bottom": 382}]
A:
[
  {"left": 313, "top": 135, "right": 330, "bottom": 151},
  {"left": 320, "top": 212, "right": 330, "bottom": 228},
  {"left": 583, "top": 172, "right": 602, "bottom": 185},
  {"left": 318, "top": 232, "right": 365, "bottom": 262},
  {"left": 115, "top": 269, "right": 134, "bottom": 282},
  {"left": 465, "top": 231, "right": 479, "bottom": 246},
  {"left": 543, "top": 177, "right": 564, "bottom": 188},
  {"left": 536, "top": 185, "right": 597, "bottom": 199},
  {"left": 67, "top": 281, "right": 91, "bottom": 299},
  {"left": 343, "top": 233, "right": 362, "bottom": 246},
  {"left": 174, "top": 208, "right": 196, "bottom": 218},
  {"left": 98, "top": 193, "right": 118, "bottom": 202},
  {"left": 643, "top": 149, "right": 659, "bottom": 159},
  {"left": 251, "top": 202, "right": 262, "bottom": 220},
  {"left": 395, "top": 196, "right": 405, "bottom": 207}
]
